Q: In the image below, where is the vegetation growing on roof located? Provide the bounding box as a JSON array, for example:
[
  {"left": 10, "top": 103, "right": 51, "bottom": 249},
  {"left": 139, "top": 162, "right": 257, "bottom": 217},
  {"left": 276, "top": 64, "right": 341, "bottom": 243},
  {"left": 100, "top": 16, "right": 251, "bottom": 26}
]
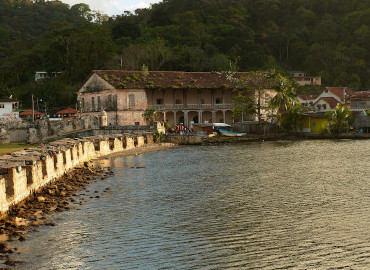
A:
[
  {"left": 145, "top": 81, "right": 155, "bottom": 88},
  {"left": 117, "top": 82, "right": 126, "bottom": 88},
  {"left": 130, "top": 74, "right": 139, "bottom": 81}
]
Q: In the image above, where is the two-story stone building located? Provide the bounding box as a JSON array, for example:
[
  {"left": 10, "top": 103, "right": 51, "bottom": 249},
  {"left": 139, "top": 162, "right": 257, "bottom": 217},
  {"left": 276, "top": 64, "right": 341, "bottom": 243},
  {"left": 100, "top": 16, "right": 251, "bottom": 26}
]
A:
[{"left": 78, "top": 70, "right": 250, "bottom": 127}]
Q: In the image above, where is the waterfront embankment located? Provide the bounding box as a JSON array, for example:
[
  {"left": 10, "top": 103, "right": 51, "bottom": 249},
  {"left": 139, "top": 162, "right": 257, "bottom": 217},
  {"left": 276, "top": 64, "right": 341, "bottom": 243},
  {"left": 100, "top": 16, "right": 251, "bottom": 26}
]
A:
[
  {"left": 0, "top": 133, "right": 155, "bottom": 217},
  {"left": 0, "top": 134, "right": 180, "bottom": 267},
  {"left": 168, "top": 132, "right": 370, "bottom": 145}
]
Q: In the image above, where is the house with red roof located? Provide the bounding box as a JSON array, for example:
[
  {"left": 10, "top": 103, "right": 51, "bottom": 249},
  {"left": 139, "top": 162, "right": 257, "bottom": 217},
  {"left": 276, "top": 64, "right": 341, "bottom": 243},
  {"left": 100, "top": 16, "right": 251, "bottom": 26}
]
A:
[
  {"left": 78, "top": 70, "right": 268, "bottom": 127},
  {"left": 56, "top": 108, "right": 77, "bottom": 119},
  {"left": 19, "top": 109, "right": 42, "bottom": 121},
  {"left": 297, "top": 87, "right": 353, "bottom": 112}
]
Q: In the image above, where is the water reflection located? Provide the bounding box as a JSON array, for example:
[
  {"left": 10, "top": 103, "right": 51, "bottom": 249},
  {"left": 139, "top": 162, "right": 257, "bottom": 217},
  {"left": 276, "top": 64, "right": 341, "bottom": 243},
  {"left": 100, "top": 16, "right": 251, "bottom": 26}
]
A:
[{"left": 13, "top": 140, "right": 370, "bottom": 269}]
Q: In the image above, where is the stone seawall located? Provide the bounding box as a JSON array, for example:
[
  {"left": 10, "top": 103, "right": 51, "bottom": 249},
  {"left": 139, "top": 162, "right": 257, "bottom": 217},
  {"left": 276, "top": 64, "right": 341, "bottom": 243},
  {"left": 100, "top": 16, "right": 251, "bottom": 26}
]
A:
[{"left": 0, "top": 133, "right": 154, "bottom": 216}]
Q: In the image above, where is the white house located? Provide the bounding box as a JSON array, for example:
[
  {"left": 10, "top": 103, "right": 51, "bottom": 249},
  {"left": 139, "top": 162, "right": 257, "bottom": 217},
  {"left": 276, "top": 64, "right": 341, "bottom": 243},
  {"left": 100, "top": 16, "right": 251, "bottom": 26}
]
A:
[
  {"left": 297, "top": 87, "right": 353, "bottom": 112},
  {"left": 0, "top": 99, "right": 21, "bottom": 121}
]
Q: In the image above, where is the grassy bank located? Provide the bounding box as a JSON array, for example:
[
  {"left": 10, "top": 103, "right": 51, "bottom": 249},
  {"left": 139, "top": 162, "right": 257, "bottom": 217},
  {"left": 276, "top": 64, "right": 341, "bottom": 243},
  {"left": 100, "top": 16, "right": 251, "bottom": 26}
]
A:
[{"left": 0, "top": 143, "right": 39, "bottom": 155}]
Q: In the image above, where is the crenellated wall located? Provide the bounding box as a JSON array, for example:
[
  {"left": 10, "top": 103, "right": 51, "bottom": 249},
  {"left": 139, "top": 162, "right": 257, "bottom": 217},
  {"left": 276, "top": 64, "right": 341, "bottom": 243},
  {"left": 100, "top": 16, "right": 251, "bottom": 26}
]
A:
[{"left": 0, "top": 133, "right": 154, "bottom": 216}]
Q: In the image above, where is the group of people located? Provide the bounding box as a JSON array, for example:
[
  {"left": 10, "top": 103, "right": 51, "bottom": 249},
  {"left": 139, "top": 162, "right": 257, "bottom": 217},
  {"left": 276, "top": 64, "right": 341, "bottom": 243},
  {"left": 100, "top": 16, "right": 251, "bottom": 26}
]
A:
[{"left": 167, "top": 124, "right": 194, "bottom": 135}]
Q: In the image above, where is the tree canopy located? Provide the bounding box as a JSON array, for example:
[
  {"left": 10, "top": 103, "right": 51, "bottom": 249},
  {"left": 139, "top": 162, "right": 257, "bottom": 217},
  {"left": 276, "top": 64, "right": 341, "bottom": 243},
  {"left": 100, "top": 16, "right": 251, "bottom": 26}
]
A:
[{"left": 1, "top": 0, "right": 370, "bottom": 112}]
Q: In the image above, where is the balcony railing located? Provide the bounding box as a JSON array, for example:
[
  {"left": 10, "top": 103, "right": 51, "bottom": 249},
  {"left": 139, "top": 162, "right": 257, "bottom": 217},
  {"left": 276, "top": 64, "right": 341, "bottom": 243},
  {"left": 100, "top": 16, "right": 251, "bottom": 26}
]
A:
[{"left": 149, "top": 104, "right": 232, "bottom": 110}]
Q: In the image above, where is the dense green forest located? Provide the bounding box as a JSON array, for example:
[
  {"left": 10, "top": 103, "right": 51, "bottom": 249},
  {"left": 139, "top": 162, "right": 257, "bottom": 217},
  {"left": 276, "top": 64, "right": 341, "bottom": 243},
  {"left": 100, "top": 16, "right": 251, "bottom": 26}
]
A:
[{"left": 1, "top": 0, "right": 370, "bottom": 112}]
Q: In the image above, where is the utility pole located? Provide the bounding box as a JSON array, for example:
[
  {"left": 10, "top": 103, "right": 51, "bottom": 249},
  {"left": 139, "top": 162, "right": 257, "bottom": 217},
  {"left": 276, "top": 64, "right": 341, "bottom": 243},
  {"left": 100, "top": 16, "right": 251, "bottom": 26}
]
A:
[
  {"left": 78, "top": 95, "right": 82, "bottom": 117},
  {"left": 32, "top": 94, "right": 35, "bottom": 122}
]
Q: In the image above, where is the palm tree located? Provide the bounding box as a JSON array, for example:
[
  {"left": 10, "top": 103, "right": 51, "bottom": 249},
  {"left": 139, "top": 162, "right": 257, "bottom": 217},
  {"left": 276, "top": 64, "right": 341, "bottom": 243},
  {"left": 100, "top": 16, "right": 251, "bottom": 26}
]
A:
[
  {"left": 269, "top": 74, "right": 298, "bottom": 112},
  {"left": 280, "top": 104, "right": 304, "bottom": 131},
  {"left": 269, "top": 74, "right": 299, "bottom": 126},
  {"left": 326, "top": 104, "right": 353, "bottom": 134}
]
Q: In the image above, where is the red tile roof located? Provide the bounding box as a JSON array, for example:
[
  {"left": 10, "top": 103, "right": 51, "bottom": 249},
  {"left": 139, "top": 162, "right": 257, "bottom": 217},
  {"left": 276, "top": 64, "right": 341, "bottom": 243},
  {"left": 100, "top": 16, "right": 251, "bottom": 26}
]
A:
[
  {"left": 56, "top": 108, "right": 77, "bottom": 114},
  {"left": 350, "top": 91, "right": 370, "bottom": 99},
  {"left": 325, "top": 87, "right": 353, "bottom": 100},
  {"left": 297, "top": 94, "right": 319, "bottom": 100},
  {"left": 92, "top": 70, "right": 246, "bottom": 89},
  {"left": 319, "top": 97, "right": 340, "bottom": 109},
  {"left": 19, "top": 109, "right": 42, "bottom": 116}
]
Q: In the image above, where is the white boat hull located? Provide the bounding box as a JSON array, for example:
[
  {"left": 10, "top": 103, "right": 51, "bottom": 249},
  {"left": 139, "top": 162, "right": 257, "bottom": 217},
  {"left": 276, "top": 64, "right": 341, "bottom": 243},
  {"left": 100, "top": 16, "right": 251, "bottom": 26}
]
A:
[{"left": 219, "top": 129, "right": 246, "bottom": 137}]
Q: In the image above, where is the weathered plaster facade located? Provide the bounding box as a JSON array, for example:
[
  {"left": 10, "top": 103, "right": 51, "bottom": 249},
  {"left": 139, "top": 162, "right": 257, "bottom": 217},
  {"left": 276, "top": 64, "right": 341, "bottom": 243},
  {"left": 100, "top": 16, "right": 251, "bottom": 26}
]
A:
[
  {"left": 0, "top": 133, "right": 154, "bottom": 216},
  {"left": 78, "top": 71, "right": 246, "bottom": 127}
]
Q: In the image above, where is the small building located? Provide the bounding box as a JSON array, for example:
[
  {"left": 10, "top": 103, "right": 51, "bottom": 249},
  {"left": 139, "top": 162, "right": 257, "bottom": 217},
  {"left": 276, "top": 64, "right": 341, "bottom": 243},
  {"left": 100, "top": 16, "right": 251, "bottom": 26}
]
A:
[
  {"left": 352, "top": 110, "right": 370, "bottom": 133},
  {"left": 350, "top": 91, "right": 370, "bottom": 110},
  {"left": 19, "top": 109, "right": 43, "bottom": 121},
  {"left": 298, "top": 112, "right": 330, "bottom": 133},
  {"left": 56, "top": 108, "right": 78, "bottom": 119},
  {"left": 35, "top": 71, "right": 62, "bottom": 81},
  {"left": 289, "top": 71, "right": 322, "bottom": 86},
  {"left": 0, "top": 99, "right": 20, "bottom": 121}
]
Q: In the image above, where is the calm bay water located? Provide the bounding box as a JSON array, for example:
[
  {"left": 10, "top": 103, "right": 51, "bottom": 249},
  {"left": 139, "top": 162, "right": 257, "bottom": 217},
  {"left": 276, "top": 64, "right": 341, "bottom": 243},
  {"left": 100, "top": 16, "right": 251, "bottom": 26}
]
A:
[{"left": 13, "top": 140, "right": 370, "bottom": 269}]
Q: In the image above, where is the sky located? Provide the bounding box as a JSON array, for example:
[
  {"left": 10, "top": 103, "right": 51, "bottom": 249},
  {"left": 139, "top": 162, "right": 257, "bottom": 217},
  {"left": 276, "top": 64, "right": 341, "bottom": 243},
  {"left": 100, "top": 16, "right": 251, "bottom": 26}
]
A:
[{"left": 61, "top": 0, "right": 162, "bottom": 16}]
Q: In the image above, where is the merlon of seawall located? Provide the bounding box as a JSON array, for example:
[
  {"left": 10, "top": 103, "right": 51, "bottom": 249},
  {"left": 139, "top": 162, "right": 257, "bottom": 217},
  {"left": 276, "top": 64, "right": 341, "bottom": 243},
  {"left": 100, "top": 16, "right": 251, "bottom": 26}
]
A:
[{"left": 0, "top": 133, "right": 154, "bottom": 216}]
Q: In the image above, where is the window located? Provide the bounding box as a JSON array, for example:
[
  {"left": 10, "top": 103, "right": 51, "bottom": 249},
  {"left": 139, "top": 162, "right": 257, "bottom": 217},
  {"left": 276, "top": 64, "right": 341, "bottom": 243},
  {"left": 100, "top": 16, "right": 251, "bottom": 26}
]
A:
[
  {"left": 113, "top": 94, "right": 118, "bottom": 110},
  {"left": 156, "top": 99, "right": 163, "bottom": 104},
  {"left": 91, "top": 97, "right": 95, "bottom": 111},
  {"left": 81, "top": 98, "right": 85, "bottom": 111},
  {"left": 129, "top": 94, "right": 135, "bottom": 106},
  {"left": 0, "top": 104, "right": 4, "bottom": 108},
  {"left": 97, "top": 96, "right": 101, "bottom": 111},
  {"left": 264, "top": 95, "right": 270, "bottom": 103},
  {"left": 322, "top": 104, "right": 326, "bottom": 110},
  {"left": 175, "top": 99, "right": 182, "bottom": 104},
  {"left": 359, "top": 101, "right": 367, "bottom": 108},
  {"left": 200, "top": 99, "right": 205, "bottom": 104},
  {"left": 215, "top": 98, "right": 223, "bottom": 104}
]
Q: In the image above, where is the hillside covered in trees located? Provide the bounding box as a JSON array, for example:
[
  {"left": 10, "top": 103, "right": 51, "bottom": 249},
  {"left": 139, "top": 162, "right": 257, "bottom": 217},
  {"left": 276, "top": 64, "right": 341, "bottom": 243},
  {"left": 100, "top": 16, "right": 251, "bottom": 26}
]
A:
[{"left": 1, "top": 0, "right": 370, "bottom": 111}]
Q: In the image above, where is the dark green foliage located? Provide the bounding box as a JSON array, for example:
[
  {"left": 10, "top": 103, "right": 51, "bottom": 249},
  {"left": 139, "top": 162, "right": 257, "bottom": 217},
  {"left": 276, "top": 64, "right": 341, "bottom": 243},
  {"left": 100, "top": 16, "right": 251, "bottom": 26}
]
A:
[
  {"left": 109, "top": 0, "right": 370, "bottom": 89},
  {"left": 326, "top": 105, "right": 354, "bottom": 134},
  {"left": 0, "top": 1, "right": 114, "bottom": 110},
  {"left": 2, "top": 0, "right": 370, "bottom": 111}
]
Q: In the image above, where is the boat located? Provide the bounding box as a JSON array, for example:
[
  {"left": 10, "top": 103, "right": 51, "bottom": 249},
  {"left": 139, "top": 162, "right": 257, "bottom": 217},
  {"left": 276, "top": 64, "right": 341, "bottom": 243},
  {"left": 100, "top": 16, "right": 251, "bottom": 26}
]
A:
[
  {"left": 193, "top": 123, "right": 231, "bottom": 134},
  {"left": 219, "top": 129, "right": 246, "bottom": 137}
]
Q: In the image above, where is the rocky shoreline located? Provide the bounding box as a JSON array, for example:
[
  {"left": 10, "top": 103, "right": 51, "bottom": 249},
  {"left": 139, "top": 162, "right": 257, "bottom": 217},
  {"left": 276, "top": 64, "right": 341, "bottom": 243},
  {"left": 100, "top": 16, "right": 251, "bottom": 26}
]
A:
[
  {"left": 0, "top": 142, "right": 178, "bottom": 268},
  {"left": 0, "top": 166, "right": 113, "bottom": 268}
]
